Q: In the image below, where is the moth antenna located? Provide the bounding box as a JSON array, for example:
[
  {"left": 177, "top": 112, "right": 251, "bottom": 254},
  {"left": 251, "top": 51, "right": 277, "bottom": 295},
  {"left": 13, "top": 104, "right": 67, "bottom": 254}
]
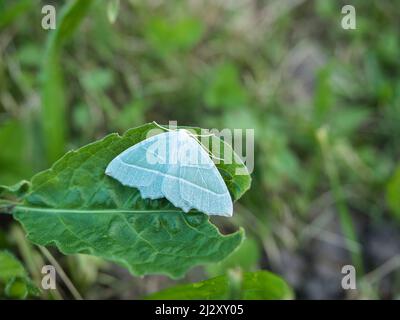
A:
[
  {"left": 189, "top": 132, "right": 224, "bottom": 161},
  {"left": 191, "top": 132, "right": 215, "bottom": 137},
  {"left": 154, "top": 123, "right": 224, "bottom": 160},
  {"left": 152, "top": 121, "right": 177, "bottom": 132},
  {"left": 208, "top": 152, "right": 224, "bottom": 161}
]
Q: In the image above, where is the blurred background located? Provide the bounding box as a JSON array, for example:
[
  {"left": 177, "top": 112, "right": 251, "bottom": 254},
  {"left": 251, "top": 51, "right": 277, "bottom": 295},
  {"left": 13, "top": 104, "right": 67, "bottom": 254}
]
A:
[{"left": 0, "top": 0, "right": 399, "bottom": 299}]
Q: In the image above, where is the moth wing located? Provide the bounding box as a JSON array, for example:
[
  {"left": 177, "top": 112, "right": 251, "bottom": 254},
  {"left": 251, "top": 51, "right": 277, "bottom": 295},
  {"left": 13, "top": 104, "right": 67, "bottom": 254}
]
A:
[
  {"left": 177, "top": 132, "right": 233, "bottom": 216},
  {"left": 105, "top": 131, "right": 177, "bottom": 199},
  {"left": 106, "top": 130, "right": 233, "bottom": 216},
  {"left": 158, "top": 131, "right": 192, "bottom": 212}
]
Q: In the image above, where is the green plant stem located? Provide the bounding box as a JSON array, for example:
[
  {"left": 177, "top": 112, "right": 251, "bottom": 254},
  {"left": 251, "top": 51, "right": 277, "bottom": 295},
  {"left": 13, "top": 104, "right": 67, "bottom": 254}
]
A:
[
  {"left": 39, "top": 246, "right": 83, "bottom": 300},
  {"left": 317, "top": 127, "right": 364, "bottom": 276},
  {"left": 41, "top": 0, "right": 95, "bottom": 163},
  {"left": 0, "top": 200, "right": 20, "bottom": 213},
  {"left": 10, "top": 225, "right": 63, "bottom": 300},
  {"left": 227, "top": 269, "right": 243, "bottom": 300}
]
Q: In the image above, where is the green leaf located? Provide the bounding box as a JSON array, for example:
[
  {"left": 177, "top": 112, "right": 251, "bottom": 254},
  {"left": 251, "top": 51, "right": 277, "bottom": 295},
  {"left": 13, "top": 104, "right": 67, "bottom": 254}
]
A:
[
  {"left": 0, "top": 251, "right": 26, "bottom": 281},
  {"left": 0, "top": 180, "right": 30, "bottom": 198},
  {"left": 0, "top": 180, "right": 30, "bottom": 213},
  {"left": 41, "top": 0, "right": 95, "bottom": 164},
  {"left": 16, "top": 44, "right": 43, "bottom": 67},
  {"left": 328, "top": 107, "right": 370, "bottom": 138},
  {"left": 146, "top": 271, "right": 294, "bottom": 300},
  {"left": 12, "top": 123, "right": 251, "bottom": 278},
  {"left": 145, "top": 16, "right": 204, "bottom": 56},
  {"left": 0, "top": 250, "right": 39, "bottom": 299},
  {"left": 386, "top": 166, "right": 400, "bottom": 221},
  {"left": 314, "top": 65, "right": 334, "bottom": 120},
  {"left": 5, "top": 277, "right": 28, "bottom": 299},
  {"left": 206, "top": 237, "right": 260, "bottom": 277},
  {"left": 204, "top": 63, "right": 248, "bottom": 109},
  {"left": 113, "top": 99, "right": 147, "bottom": 132},
  {"left": 81, "top": 68, "right": 115, "bottom": 93},
  {"left": 0, "top": 0, "right": 32, "bottom": 30},
  {"left": 0, "top": 119, "right": 32, "bottom": 185}
]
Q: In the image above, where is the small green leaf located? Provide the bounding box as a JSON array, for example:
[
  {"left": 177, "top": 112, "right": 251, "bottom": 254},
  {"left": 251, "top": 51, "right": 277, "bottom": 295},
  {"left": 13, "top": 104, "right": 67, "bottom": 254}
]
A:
[
  {"left": 0, "top": 0, "right": 32, "bottom": 30},
  {"left": 0, "top": 119, "right": 32, "bottom": 185},
  {"left": 314, "top": 65, "right": 334, "bottom": 120},
  {"left": 81, "top": 68, "right": 115, "bottom": 93},
  {"left": 387, "top": 166, "right": 400, "bottom": 221},
  {"left": 0, "top": 180, "right": 30, "bottom": 198},
  {"left": 0, "top": 250, "right": 39, "bottom": 299},
  {"left": 146, "top": 271, "right": 294, "bottom": 300},
  {"left": 145, "top": 16, "right": 204, "bottom": 56},
  {"left": 12, "top": 123, "right": 251, "bottom": 278},
  {"left": 113, "top": 99, "right": 147, "bottom": 132},
  {"left": 206, "top": 237, "right": 260, "bottom": 277},
  {"left": 204, "top": 63, "right": 248, "bottom": 109},
  {"left": 0, "top": 251, "right": 26, "bottom": 281},
  {"left": 5, "top": 277, "right": 29, "bottom": 299}
]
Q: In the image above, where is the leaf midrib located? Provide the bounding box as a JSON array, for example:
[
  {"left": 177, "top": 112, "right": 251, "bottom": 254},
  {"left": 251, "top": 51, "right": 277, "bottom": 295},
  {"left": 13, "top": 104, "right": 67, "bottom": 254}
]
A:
[{"left": 13, "top": 206, "right": 183, "bottom": 214}]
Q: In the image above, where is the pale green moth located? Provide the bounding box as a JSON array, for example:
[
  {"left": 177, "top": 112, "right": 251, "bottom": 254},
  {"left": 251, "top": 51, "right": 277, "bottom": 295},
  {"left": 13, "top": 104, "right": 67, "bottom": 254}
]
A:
[{"left": 105, "top": 128, "right": 233, "bottom": 217}]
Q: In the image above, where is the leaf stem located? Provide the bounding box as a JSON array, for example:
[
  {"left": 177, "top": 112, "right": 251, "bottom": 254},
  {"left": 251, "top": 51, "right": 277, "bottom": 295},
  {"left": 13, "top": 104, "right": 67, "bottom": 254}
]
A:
[
  {"left": 38, "top": 246, "right": 83, "bottom": 300},
  {"left": 317, "top": 127, "right": 364, "bottom": 276},
  {"left": 10, "top": 225, "right": 63, "bottom": 300},
  {"left": 0, "top": 199, "right": 21, "bottom": 214}
]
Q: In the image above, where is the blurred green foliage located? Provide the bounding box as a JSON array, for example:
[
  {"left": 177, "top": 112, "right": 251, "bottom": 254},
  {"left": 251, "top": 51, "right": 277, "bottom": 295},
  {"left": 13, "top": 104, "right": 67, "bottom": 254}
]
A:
[
  {"left": 146, "top": 270, "right": 293, "bottom": 300},
  {"left": 387, "top": 166, "right": 400, "bottom": 221},
  {"left": 206, "top": 237, "right": 261, "bottom": 277},
  {"left": 0, "top": 250, "right": 39, "bottom": 299},
  {"left": 0, "top": 0, "right": 399, "bottom": 299}
]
